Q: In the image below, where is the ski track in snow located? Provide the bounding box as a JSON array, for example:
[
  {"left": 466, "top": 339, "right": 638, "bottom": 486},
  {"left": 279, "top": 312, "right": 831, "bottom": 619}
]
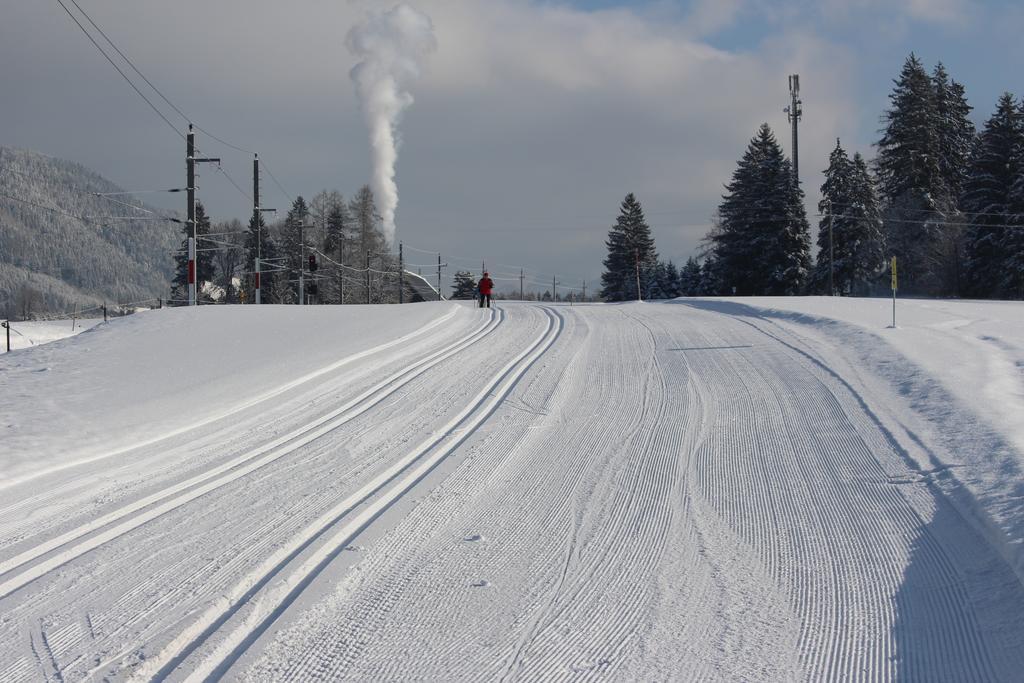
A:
[
  {"left": 0, "top": 309, "right": 504, "bottom": 600},
  {"left": 1, "top": 301, "right": 1023, "bottom": 681}
]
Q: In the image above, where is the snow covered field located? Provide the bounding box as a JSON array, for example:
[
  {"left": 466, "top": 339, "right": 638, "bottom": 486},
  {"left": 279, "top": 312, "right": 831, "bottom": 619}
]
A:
[
  {"left": 1, "top": 298, "right": 1022, "bottom": 681},
  {"left": 1, "top": 318, "right": 101, "bottom": 354}
]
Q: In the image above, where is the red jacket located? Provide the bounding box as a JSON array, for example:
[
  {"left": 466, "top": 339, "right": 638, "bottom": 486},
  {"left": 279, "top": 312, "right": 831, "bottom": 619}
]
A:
[{"left": 478, "top": 277, "right": 494, "bottom": 295}]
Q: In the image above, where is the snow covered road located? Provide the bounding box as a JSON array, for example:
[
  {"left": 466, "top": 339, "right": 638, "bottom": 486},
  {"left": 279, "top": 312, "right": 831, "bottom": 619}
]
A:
[{"left": 1, "top": 301, "right": 1022, "bottom": 681}]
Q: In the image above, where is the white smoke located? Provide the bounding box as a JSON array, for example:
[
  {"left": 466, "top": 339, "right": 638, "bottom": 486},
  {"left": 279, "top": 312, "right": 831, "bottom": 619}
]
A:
[{"left": 346, "top": 4, "right": 437, "bottom": 244}]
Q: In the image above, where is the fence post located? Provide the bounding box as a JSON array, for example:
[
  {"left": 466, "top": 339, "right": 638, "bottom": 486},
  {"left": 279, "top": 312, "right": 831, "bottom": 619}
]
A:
[{"left": 103, "top": 304, "right": 107, "bottom": 323}]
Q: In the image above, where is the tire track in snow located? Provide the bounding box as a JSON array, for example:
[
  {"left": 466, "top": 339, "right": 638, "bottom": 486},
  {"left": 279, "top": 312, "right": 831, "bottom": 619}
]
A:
[
  {"left": 132, "top": 306, "right": 564, "bottom": 682},
  {"left": 0, "top": 309, "right": 502, "bottom": 601}
]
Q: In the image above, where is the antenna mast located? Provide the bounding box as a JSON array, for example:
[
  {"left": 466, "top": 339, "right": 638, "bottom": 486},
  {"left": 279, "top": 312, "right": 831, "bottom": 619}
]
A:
[{"left": 784, "top": 74, "right": 803, "bottom": 187}]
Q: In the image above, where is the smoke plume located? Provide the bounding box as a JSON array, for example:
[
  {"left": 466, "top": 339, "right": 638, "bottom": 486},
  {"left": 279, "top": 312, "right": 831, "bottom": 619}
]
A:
[{"left": 347, "top": 4, "right": 436, "bottom": 244}]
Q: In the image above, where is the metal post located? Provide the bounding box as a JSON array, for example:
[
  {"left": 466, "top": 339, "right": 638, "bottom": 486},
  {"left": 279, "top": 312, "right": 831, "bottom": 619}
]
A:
[
  {"left": 254, "top": 154, "right": 261, "bottom": 305},
  {"left": 187, "top": 125, "right": 196, "bottom": 306},
  {"left": 3, "top": 320, "right": 9, "bottom": 353},
  {"left": 339, "top": 233, "right": 345, "bottom": 305},
  {"left": 299, "top": 218, "right": 305, "bottom": 306},
  {"left": 829, "top": 199, "right": 835, "bottom": 296},
  {"left": 399, "top": 242, "right": 405, "bottom": 304},
  {"left": 785, "top": 75, "right": 802, "bottom": 187},
  {"left": 103, "top": 304, "right": 107, "bottom": 323},
  {"left": 635, "top": 249, "right": 642, "bottom": 302}
]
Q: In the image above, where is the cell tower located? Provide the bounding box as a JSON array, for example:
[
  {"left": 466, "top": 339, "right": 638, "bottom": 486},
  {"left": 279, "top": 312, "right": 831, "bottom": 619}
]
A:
[{"left": 784, "top": 74, "right": 803, "bottom": 187}]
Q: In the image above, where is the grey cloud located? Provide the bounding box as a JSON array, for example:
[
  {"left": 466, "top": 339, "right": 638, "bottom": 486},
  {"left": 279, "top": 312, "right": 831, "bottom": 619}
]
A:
[{"left": 2, "top": 0, "right": 861, "bottom": 288}]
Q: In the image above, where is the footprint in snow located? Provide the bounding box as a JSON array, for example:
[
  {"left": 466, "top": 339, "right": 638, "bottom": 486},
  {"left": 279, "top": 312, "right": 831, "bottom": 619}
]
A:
[{"left": 471, "top": 579, "right": 491, "bottom": 588}]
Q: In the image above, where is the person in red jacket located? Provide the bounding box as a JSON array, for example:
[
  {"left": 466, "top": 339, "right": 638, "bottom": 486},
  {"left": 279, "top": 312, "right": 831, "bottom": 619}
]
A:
[{"left": 477, "top": 272, "right": 494, "bottom": 308}]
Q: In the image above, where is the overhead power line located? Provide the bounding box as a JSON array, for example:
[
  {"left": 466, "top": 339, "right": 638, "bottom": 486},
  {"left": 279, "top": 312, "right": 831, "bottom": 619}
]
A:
[
  {"left": 55, "top": 0, "right": 182, "bottom": 139},
  {"left": 66, "top": 0, "right": 189, "bottom": 125},
  {"left": 56, "top": 0, "right": 291, "bottom": 209}
]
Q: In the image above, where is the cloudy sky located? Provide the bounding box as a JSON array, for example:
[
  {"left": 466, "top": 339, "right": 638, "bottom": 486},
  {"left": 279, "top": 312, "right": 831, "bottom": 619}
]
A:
[{"left": 3, "top": 0, "right": 1022, "bottom": 292}]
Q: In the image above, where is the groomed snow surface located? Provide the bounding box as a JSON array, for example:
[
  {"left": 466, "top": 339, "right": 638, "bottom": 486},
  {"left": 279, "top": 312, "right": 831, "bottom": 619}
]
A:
[{"left": 1, "top": 297, "right": 1022, "bottom": 681}]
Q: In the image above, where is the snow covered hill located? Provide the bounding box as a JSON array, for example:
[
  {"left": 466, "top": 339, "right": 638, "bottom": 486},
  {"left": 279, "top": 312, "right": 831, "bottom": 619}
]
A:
[
  {"left": 1, "top": 299, "right": 1022, "bottom": 681},
  {"left": 0, "top": 146, "right": 178, "bottom": 318}
]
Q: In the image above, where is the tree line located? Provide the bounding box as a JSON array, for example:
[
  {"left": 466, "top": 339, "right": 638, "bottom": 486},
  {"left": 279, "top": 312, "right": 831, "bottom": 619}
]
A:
[
  {"left": 602, "top": 53, "right": 1024, "bottom": 300},
  {"left": 170, "top": 185, "right": 400, "bottom": 305}
]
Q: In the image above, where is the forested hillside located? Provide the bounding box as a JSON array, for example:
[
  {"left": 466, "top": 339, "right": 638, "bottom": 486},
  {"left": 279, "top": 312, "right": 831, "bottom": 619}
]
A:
[{"left": 0, "top": 146, "right": 178, "bottom": 318}]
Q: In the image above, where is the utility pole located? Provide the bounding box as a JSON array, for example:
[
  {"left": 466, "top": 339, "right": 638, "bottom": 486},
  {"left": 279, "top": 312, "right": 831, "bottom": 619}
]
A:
[
  {"left": 582, "top": 280, "right": 587, "bottom": 301},
  {"left": 520, "top": 268, "right": 524, "bottom": 301},
  {"left": 299, "top": 217, "right": 306, "bottom": 305},
  {"left": 185, "top": 124, "right": 220, "bottom": 306},
  {"left": 251, "top": 154, "right": 275, "bottom": 305},
  {"left": 635, "top": 249, "right": 643, "bottom": 302},
  {"left": 829, "top": 199, "right": 835, "bottom": 297},
  {"left": 187, "top": 127, "right": 195, "bottom": 306},
  {"left": 552, "top": 275, "right": 557, "bottom": 301},
  {"left": 784, "top": 75, "right": 803, "bottom": 187},
  {"left": 437, "top": 253, "right": 442, "bottom": 301},
  {"left": 2, "top": 320, "right": 9, "bottom": 353},
  {"left": 366, "top": 250, "right": 371, "bottom": 305},
  {"left": 253, "top": 154, "right": 260, "bottom": 305},
  {"left": 399, "top": 242, "right": 405, "bottom": 304}
]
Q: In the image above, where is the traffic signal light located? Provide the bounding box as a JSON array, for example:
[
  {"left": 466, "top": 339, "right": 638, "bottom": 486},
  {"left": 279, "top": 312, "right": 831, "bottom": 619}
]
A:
[{"left": 308, "top": 254, "right": 318, "bottom": 272}]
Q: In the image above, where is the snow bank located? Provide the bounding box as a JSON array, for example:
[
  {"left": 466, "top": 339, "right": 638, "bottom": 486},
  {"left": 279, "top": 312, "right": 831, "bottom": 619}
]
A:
[{"left": 1, "top": 318, "right": 101, "bottom": 352}]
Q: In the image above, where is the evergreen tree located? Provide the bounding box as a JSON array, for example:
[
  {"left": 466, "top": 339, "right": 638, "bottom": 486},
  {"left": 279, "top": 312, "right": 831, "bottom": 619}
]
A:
[
  {"left": 847, "top": 153, "right": 887, "bottom": 292},
  {"left": 280, "top": 196, "right": 309, "bottom": 303},
  {"left": 962, "top": 93, "right": 1024, "bottom": 297},
  {"left": 877, "top": 54, "right": 946, "bottom": 205},
  {"left": 706, "top": 124, "right": 811, "bottom": 295},
  {"left": 1006, "top": 158, "right": 1024, "bottom": 297},
  {"left": 932, "top": 63, "right": 976, "bottom": 202},
  {"left": 324, "top": 200, "right": 351, "bottom": 304},
  {"left": 243, "top": 210, "right": 279, "bottom": 303},
  {"left": 698, "top": 258, "right": 720, "bottom": 295},
  {"left": 600, "top": 193, "right": 658, "bottom": 301},
  {"left": 1004, "top": 109, "right": 1024, "bottom": 297},
  {"left": 679, "top": 257, "right": 702, "bottom": 296},
  {"left": 172, "top": 201, "right": 215, "bottom": 301},
  {"left": 812, "top": 142, "right": 885, "bottom": 295},
  {"left": 876, "top": 54, "right": 965, "bottom": 294},
  {"left": 451, "top": 271, "right": 477, "bottom": 299},
  {"left": 657, "top": 260, "right": 680, "bottom": 299}
]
